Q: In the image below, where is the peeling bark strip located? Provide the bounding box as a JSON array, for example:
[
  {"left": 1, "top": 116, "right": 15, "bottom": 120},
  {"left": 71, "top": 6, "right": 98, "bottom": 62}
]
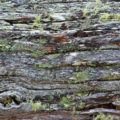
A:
[{"left": 0, "top": 0, "right": 120, "bottom": 119}]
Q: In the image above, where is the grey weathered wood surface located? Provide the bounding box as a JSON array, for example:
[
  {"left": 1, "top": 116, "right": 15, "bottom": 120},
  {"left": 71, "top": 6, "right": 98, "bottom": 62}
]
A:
[{"left": 0, "top": 0, "right": 120, "bottom": 119}]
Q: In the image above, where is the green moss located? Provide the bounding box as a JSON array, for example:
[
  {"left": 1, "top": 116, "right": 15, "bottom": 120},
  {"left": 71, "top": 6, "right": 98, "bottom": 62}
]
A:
[
  {"left": 95, "top": 0, "right": 102, "bottom": 6},
  {"left": 77, "top": 92, "right": 89, "bottom": 99},
  {"left": 100, "top": 13, "right": 120, "bottom": 22},
  {"left": 52, "top": 54, "right": 60, "bottom": 59},
  {"left": 78, "top": 102, "right": 85, "bottom": 109},
  {"left": 49, "top": 95, "right": 54, "bottom": 101},
  {"left": 82, "top": 0, "right": 109, "bottom": 17},
  {"left": 0, "top": 41, "right": 10, "bottom": 51},
  {"left": 74, "top": 70, "right": 90, "bottom": 83},
  {"left": 114, "top": 13, "right": 120, "bottom": 21},
  {"left": 33, "top": 39, "right": 46, "bottom": 44},
  {"left": 30, "top": 100, "right": 47, "bottom": 111},
  {"left": 59, "top": 95, "right": 74, "bottom": 108},
  {"left": 11, "top": 43, "right": 25, "bottom": 51},
  {"left": 93, "top": 113, "right": 113, "bottom": 120},
  {"left": 11, "top": 43, "right": 33, "bottom": 52},
  {"left": 33, "top": 5, "right": 38, "bottom": 10},
  {"left": 31, "top": 49, "right": 47, "bottom": 58},
  {"left": 2, "top": 27, "right": 7, "bottom": 31},
  {"left": 32, "top": 14, "right": 42, "bottom": 28},
  {"left": 32, "top": 12, "right": 53, "bottom": 28},
  {"left": 115, "top": 99, "right": 120, "bottom": 104},
  {"left": 35, "top": 62, "right": 53, "bottom": 69},
  {"left": 102, "top": 71, "right": 119, "bottom": 80},
  {"left": 99, "top": 13, "right": 112, "bottom": 22}
]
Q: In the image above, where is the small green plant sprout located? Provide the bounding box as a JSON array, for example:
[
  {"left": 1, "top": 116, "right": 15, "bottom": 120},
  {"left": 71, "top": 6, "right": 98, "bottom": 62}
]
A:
[
  {"left": 93, "top": 113, "right": 113, "bottom": 120},
  {"left": 74, "top": 70, "right": 90, "bottom": 83},
  {"left": 0, "top": 41, "right": 10, "bottom": 51}
]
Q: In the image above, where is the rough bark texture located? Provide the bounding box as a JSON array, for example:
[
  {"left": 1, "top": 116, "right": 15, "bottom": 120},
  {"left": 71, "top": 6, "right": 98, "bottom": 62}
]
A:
[{"left": 0, "top": 0, "right": 120, "bottom": 120}]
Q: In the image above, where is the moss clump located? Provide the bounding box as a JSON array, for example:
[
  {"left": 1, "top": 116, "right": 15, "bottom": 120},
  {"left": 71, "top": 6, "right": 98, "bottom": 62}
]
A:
[
  {"left": 52, "top": 54, "right": 60, "bottom": 59},
  {"left": 102, "top": 71, "right": 120, "bottom": 80},
  {"left": 99, "top": 13, "right": 111, "bottom": 22},
  {"left": 74, "top": 70, "right": 90, "bottom": 83},
  {"left": 31, "top": 39, "right": 47, "bottom": 57},
  {"left": 2, "top": 27, "right": 7, "bottom": 31},
  {"left": 93, "top": 113, "right": 113, "bottom": 120},
  {"left": 11, "top": 43, "right": 33, "bottom": 52},
  {"left": 82, "top": 0, "right": 109, "bottom": 17},
  {"left": 78, "top": 102, "right": 85, "bottom": 109},
  {"left": 77, "top": 92, "right": 89, "bottom": 99},
  {"left": 11, "top": 43, "right": 25, "bottom": 51},
  {"left": 116, "top": 99, "right": 120, "bottom": 104},
  {"left": 100, "top": 13, "right": 120, "bottom": 22},
  {"left": 30, "top": 100, "right": 47, "bottom": 111},
  {"left": 31, "top": 49, "right": 47, "bottom": 58},
  {"left": 59, "top": 95, "right": 86, "bottom": 110},
  {"left": 59, "top": 95, "right": 74, "bottom": 108},
  {"left": 32, "top": 14, "right": 42, "bottom": 28},
  {"left": 0, "top": 41, "right": 10, "bottom": 52},
  {"left": 37, "top": 62, "right": 53, "bottom": 69},
  {"left": 33, "top": 39, "right": 46, "bottom": 44}
]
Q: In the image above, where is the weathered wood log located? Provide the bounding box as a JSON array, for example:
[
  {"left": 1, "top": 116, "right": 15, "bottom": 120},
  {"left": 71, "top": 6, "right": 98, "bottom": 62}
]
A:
[{"left": 0, "top": 0, "right": 120, "bottom": 119}]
